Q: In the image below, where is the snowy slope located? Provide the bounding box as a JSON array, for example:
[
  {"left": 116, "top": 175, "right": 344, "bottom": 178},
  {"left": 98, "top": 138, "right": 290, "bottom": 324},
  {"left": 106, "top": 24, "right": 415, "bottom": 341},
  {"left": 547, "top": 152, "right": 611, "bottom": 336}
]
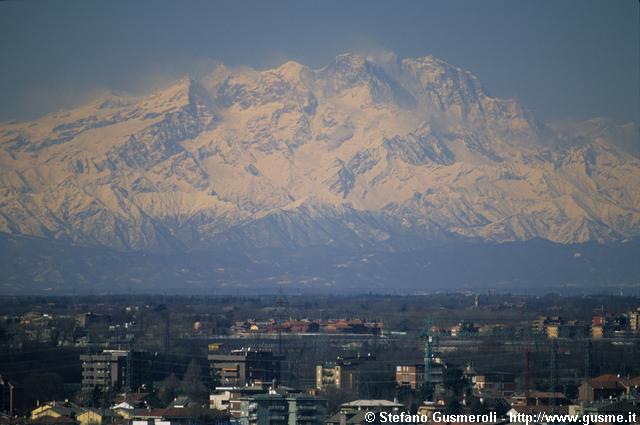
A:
[{"left": 1, "top": 53, "right": 639, "bottom": 251}]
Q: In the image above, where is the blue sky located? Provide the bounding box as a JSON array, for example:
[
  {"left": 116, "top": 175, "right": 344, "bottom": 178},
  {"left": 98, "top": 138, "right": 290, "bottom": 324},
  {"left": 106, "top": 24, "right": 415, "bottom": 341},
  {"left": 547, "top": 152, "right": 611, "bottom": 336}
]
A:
[{"left": 1, "top": 0, "right": 638, "bottom": 124}]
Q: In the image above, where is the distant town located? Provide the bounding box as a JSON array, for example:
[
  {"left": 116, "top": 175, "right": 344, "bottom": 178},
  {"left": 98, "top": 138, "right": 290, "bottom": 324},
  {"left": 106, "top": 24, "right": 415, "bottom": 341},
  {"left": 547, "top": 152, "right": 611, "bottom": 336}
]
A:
[{"left": 1, "top": 293, "right": 640, "bottom": 425}]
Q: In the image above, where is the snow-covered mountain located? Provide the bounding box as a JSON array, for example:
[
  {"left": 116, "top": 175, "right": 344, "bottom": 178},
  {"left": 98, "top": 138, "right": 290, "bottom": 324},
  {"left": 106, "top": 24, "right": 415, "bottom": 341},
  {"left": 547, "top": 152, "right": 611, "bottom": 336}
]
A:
[{"left": 1, "top": 53, "right": 639, "bottom": 252}]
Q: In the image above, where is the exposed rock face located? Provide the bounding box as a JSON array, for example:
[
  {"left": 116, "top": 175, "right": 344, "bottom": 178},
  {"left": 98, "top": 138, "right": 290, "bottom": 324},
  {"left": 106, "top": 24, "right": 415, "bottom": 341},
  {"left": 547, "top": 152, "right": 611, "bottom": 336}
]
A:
[{"left": 1, "top": 53, "right": 639, "bottom": 251}]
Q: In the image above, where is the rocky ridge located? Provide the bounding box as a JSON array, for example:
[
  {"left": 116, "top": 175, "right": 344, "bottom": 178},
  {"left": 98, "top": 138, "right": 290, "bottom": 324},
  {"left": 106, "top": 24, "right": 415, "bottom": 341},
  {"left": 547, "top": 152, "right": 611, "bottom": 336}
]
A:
[{"left": 1, "top": 53, "right": 639, "bottom": 251}]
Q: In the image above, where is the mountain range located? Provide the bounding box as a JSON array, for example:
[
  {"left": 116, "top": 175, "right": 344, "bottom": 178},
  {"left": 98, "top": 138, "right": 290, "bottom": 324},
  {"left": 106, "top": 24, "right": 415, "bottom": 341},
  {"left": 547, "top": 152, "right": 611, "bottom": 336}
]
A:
[{"left": 1, "top": 53, "right": 639, "bottom": 293}]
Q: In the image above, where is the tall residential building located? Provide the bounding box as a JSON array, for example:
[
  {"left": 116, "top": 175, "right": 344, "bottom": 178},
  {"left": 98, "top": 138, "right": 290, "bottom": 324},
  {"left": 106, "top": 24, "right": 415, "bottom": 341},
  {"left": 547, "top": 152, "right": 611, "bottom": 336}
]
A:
[
  {"left": 208, "top": 348, "right": 282, "bottom": 388},
  {"left": 315, "top": 364, "right": 343, "bottom": 390},
  {"left": 240, "top": 392, "right": 326, "bottom": 425},
  {"left": 629, "top": 309, "right": 640, "bottom": 332},
  {"left": 80, "top": 350, "right": 152, "bottom": 393},
  {"left": 81, "top": 350, "right": 129, "bottom": 392},
  {"left": 210, "top": 386, "right": 267, "bottom": 418},
  {"left": 396, "top": 365, "right": 424, "bottom": 390},
  {"left": 396, "top": 359, "right": 445, "bottom": 390},
  {"left": 315, "top": 354, "right": 376, "bottom": 392}
]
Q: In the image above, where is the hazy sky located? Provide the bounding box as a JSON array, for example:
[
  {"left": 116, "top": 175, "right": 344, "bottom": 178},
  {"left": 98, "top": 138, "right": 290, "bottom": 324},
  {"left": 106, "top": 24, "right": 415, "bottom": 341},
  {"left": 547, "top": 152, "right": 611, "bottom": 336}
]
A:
[{"left": 1, "top": 0, "right": 638, "bottom": 124}]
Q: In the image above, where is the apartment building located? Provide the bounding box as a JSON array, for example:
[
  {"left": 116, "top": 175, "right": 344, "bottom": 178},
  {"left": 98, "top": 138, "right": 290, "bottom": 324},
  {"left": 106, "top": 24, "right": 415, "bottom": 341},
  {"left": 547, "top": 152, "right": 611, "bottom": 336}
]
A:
[
  {"left": 208, "top": 348, "right": 282, "bottom": 388},
  {"left": 240, "top": 392, "right": 325, "bottom": 425}
]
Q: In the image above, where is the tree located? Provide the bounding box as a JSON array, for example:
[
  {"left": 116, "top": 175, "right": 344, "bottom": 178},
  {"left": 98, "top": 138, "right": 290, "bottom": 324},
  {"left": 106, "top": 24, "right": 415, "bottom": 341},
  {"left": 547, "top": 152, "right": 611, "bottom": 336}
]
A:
[
  {"left": 357, "top": 362, "right": 395, "bottom": 400},
  {"left": 23, "top": 372, "right": 65, "bottom": 408},
  {"left": 157, "top": 373, "right": 181, "bottom": 405},
  {"left": 180, "top": 359, "right": 207, "bottom": 403},
  {"left": 470, "top": 399, "right": 488, "bottom": 416},
  {"left": 444, "top": 398, "right": 462, "bottom": 415},
  {"left": 410, "top": 401, "right": 419, "bottom": 415},
  {"left": 78, "top": 385, "right": 110, "bottom": 409},
  {"left": 443, "top": 368, "right": 469, "bottom": 396},
  {"left": 417, "top": 383, "right": 434, "bottom": 402},
  {"left": 321, "top": 387, "right": 356, "bottom": 415}
]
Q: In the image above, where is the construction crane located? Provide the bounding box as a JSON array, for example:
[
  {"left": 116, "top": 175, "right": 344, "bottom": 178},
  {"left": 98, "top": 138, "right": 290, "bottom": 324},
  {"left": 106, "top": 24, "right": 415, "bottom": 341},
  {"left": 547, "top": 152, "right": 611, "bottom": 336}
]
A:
[
  {"left": 550, "top": 339, "right": 558, "bottom": 413},
  {"left": 420, "top": 318, "right": 434, "bottom": 388},
  {"left": 273, "top": 285, "right": 290, "bottom": 356}
]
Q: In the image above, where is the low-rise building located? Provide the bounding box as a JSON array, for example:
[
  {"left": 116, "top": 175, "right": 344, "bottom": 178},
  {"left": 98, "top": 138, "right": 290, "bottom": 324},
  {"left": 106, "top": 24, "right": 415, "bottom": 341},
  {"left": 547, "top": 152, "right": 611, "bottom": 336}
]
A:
[
  {"left": 578, "top": 374, "right": 640, "bottom": 403},
  {"left": 579, "top": 398, "right": 640, "bottom": 419},
  {"left": 464, "top": 366, "right": 515, "bottom": 397},
  {"left": 30, "top": 416, "right": 79, "bottom": 425},
  {"left": 507, "top": 405, "right": 570, "bottom": 422},
  {"left": 511, "top": 391, "right": 570, "bottom": 407},
  {"left": 591, "top": 315, "right": 616, "bottom": 339},
  {"left": 112, "top": 392, "right": 163, "bottom": 410},
  {"left": 76, "top": 408, "right": 112, "bottom": 425},
  {"left": 416, "top": 400, "right": 446, "bottom": 422},
  {"left": 532, "top": 316, "right": 587, "bottom": 339},
  {"left": 339, "top": 400, "right": 404, "bottom": 414},
  {"left": 130, "top": 407, "right": 230, "bottom": 425},
  {"left": 450, "top": 320, "right": 478, "bottom": 337},
  {"left": 473, "top": 372, "right": 516, "bottom": 397},
  {"left": 31, "top": 401, "right": 82, "bottom": 421}
]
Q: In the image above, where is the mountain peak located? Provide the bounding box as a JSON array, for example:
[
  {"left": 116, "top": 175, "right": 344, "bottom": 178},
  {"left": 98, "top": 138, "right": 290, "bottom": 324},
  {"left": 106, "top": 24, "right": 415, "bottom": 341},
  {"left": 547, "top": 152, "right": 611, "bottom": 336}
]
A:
[
  {"left": 141, "top": 76, "right": 212, "bottom": 113},
  {"left": 271, "top": 60, "right": 311, "bottom": 84},
  {"left": 274, "top": 60, "right": 307, "bottom": 74},
  {"left": 333, "top": 53, "right": 368, "bottom": 66},
  {"left": 1, "top": 52, "right": 638, "bottom": 251},
  {"left": 320, "top": 53, "right": 372, "bottom": 78}
]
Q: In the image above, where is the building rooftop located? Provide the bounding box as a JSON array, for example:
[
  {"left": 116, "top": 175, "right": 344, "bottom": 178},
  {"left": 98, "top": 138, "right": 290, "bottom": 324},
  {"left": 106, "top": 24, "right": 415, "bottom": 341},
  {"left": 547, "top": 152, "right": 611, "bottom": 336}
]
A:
[
  {"left": 30, "top": 417, "right": 78, "bottom": 425},
  {"left": 132, "top": 408, "right": 229, "bottom": 420},
  {"left": 341, "top": 400, "right": 404, "bottom": 408},
  {"left": 514, "top": 391, "right": 567, "bottom": 399},
  {"left": 586, "top": 374, "right": 640, "bottom": 390},
  {"left": 509, "top": 405, "right": 570, "bottom": 415},
  {"left": 327, "top": 411, "right": 370, "bottom": 425}
]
